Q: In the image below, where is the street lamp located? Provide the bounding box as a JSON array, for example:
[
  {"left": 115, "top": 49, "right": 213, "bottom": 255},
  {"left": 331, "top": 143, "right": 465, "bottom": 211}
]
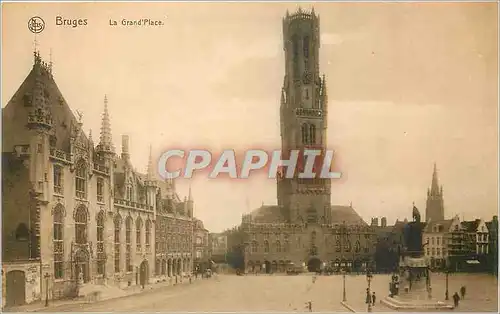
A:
[
  {"left": 44, "top": 272, "right": 50, "bottom": 307},
  {"left": 342, "top": 267, "right": 347, "bottom": 302},
  {"left": 366, "top": 269, "right": 373, "bottom": 312},
  {"left": 445, "top": 268, "right": 450, "bottom": 300}
]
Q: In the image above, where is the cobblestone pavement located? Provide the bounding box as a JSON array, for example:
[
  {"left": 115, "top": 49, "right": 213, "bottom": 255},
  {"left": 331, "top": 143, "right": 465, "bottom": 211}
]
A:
[{"left": 30, "top": 273, "right": 499, "bottom": 312}]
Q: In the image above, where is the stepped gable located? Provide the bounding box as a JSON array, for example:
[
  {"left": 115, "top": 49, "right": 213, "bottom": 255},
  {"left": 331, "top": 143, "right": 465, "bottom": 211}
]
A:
[
  {"left": 331, "top": 205, "right": 367, "bottom": 225},
  {"left": 2, "top": 53, "right": 89, "bottom": 153}
]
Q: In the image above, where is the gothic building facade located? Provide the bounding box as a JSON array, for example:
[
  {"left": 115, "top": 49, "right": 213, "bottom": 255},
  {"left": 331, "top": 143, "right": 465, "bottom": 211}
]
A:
[
  {"left": 240, "top": 9, "right": 376, "bottom": 273},
  {"left": 2, "top": 52, "right": 198, "bottom": 307}
]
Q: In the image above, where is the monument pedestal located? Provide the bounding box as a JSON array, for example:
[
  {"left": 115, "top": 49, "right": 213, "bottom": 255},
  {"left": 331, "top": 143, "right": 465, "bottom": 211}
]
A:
[{"left": 381, "top": 257, "right": 453, "bottom": 311}]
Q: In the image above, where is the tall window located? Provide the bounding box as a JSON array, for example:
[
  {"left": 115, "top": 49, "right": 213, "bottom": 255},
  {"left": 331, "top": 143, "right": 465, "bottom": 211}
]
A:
[
  {"left": 136, "top": 217, "right": 143, "bottom": 251},
  {"left": 354, "top": 240, "right": 361, "bottom": 253},
  {"left": 75, "top": 161, "right": 87, "bottom": 199},
  {"left": 309, "top": 124, "right": 316, "bottom": 144},
  {"left": 53, "top": 165, "right": 63, "bottom": 194},
  {"left": 284, "top": 241, "right": 289, "bottom": 253},
  {"left": 125, "top": 217, "right": 132, "bottom": 272},
  {"left": 145, "top": 219, "right": 151, "bottom": 248},
  {"left": 292, "top": 34, "right": 299, "bottom": 60},
  {"left": 96, "top": 211, "right": 105, "bottom": 275},
  {"left": 75, "top": 206, "right": 88, "bottom": 244},
  {"left": 276, "top": 241, "right": 281, "bottom": 253},
  {"left": 251, "top": 241, "right": 258, "bottom": 253},
  {"left": 97, "top": 178, "right": 104, "bottom": 203},
  {"left": 126, "top": 186, "right": 133, "bottom": 201},
  {"left": 303, "top": 36, "right": 310, "bottom": 58},
  {"left": 336, "top": 240, "right": 341, "bottom": 252},
  {"left": 114, "top": 215, "right": 121, "bottom": 273},
  {"left": 302, "top": 124, "right": 309, "bottom": 145},
  {"left": 53, "top": 206, "right": 64, "bottom": 279},
  {"left": 264, "top": 240, "right": 270, "bottom": 253}
]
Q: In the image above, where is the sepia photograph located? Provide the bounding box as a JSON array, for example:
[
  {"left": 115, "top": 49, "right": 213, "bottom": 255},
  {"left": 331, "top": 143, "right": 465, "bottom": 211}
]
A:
[{"left": 1, "top": 1, "right": 498, "bottom": 312}]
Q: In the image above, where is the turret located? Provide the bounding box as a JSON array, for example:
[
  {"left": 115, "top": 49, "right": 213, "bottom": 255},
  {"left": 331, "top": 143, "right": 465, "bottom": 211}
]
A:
[
  {"left": 121, "top": 135, "right": 130, "bottom": 164},
  {"left": 145, "top": 145, "right": 158, "bottom": 209}
]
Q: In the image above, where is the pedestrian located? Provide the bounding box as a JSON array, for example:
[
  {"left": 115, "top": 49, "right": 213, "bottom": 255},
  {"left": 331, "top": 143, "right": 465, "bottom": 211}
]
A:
[
  {"left": 453, "top": 292, "right": 460, "bottom": 308},
  {"left": 372, "top": 292, "right": 376, "bottom": 306},
  {"left": 460, "top": 286, "right": 466, "bottom": 300},
  {"left": 366, "top": 288, "right": 371, "bottom": 305}
]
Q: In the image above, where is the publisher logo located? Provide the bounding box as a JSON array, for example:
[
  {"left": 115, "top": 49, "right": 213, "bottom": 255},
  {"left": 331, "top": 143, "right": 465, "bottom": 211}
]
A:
[{"left": 28, "top": 16, "right": 45, "bottom": 34}]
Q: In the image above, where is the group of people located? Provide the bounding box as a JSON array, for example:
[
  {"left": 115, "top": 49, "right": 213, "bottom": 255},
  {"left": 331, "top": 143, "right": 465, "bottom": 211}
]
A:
[
  {"left": 452, "top": 285, "right": 467, "bottom": 308},
  {"left": 365, "top": 289, "right": 376, "bottom": 306}
]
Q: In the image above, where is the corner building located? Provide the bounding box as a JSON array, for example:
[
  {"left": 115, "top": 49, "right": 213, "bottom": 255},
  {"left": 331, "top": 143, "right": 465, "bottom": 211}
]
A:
[
  {"left": 2, "top": 52, "right": 196, "bottom": 307},
  {"left": 241, "top": 9, "right": 375, "bottom": 273}
]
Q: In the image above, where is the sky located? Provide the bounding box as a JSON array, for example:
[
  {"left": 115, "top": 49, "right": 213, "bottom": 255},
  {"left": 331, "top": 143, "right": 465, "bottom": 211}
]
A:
[{"left": 2, "top": 2, "right": 498, "bottom": 233}]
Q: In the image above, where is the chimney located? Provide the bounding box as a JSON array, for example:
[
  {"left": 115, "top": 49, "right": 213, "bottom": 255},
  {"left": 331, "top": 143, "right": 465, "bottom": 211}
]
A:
[
  {"left": 371, "top": 218, "right": 379, "bottom": 227},
  {"left": 121, "top": 135, "right": 130, "bottom": 161},
  {"left": 381, "top": 217, "right": 387, "bottom": 228}
]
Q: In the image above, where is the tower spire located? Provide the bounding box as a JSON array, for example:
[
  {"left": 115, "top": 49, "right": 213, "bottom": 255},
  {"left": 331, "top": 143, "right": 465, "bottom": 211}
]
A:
[
  {"left": 188, "top": 183, "right": 193, "bottom": 201},
  {"left": 147, "top": 144, "right": 154, "bottom": 179},
  {"left": 431, "top": 162, "right": 439, "bottom": 194},
  {"left": 98, "top": 95, "right": 114, "bottom": 153}
]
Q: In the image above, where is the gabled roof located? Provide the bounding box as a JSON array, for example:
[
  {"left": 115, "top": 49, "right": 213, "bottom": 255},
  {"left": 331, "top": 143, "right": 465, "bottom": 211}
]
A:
[
  {"left": 461, "top": 220, "right": 481, "bottom": 233},
  {"left": 248, "top": 204, "right": 367, "bottom": 225},
  {"left": 2, "top": 55, "right": 89, "bottom": 153}
]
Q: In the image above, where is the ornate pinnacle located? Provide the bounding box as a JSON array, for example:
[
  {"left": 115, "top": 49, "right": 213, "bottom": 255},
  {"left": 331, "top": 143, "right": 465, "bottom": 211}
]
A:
[{"left": 99, "top": 95, "right": 115, "bottom": 153}]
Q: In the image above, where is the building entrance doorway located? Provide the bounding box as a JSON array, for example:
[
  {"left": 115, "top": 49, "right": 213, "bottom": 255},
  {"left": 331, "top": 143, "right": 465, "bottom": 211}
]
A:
[
  {"left": 6, "top": 270, "right": 26, "bottom": 307},
  {"left": 74, "top": 249, "right": 90, "bottom": 283},
  {"left": 140, "top": 260, "right": 149, "bottom": 287}
]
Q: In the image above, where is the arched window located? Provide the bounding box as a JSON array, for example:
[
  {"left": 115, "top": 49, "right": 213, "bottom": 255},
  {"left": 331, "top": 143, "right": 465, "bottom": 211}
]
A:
[
  {"left": 302, "top": 123, "right": 309, "bottom": 145},
  {"left": 276, "top": 241, "right": 281, "bottom": 253},
  {"left": 75, "top": 206, "right": 87, "bottom": 244},
  {"left": 284, "top": 241, "right": 290, "bottom": 253},
  {"left": 355, "top": 240, "right": 361, "bottom": 253},
  {"left": 114, "top": 215, "right": 122, "bottom": 273},
  {"left": 75, "top": 161, "right": 87, "bottom": 199},
  {"left": 303, "top": 36, "right": 310, "bottom": 58},
  {"left": 96, "top": 211, "right": 105, "bottom": 275},
  {"left": 345, "top": 240, "right": 352, "bottom": 252},
  {"left": 251, "top": 241, "right": 258, "bottom": 253},
  {"left": 145, "top": 219, "right": 151, "bottom": 248},
  {"left": 53, "top": 206, "right": 64, "bottom": 279},
  {"left": 335, "top": 240, "right": 341, "bottom": 252},
  {"left": 15, "top": 223, "right": 29, "bottom": 241},
  {"left": 125, "top": 217, "right": 132, "bottom": 272},
  {"left": 136, "top": 217, "right": 143, "bottom": 251},
  {"left": 309, "top": 124, "right": 316, "bottom": 144},
  {"left": 264, "top": 240, "right": 270, "bottom": 253}
]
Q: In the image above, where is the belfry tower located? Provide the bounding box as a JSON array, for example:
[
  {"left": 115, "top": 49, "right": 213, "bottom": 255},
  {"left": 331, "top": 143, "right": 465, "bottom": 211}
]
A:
[
  {"left": 425, "top": 163, "right": 445, "bottom": 222},
  {"left": 277, "top": 8, "right": 331, "bottom": 225}
]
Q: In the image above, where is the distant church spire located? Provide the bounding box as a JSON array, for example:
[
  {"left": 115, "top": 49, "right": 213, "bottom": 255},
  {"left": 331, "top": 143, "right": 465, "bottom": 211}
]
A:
[
  {"left": 430, "top": 162, "right": 439, "bottom": 195},
  {"left": 426, "top": 162, "right": 444, "bottom": 222},
  {"left": 98, "top": 95, "right": 114, "bottom": 153}
]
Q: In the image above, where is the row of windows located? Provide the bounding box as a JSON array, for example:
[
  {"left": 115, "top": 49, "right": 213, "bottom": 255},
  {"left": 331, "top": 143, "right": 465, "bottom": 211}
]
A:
[
  {"left": 249, "top": 240, "right": 370, "bottom": 254},
  {"left": 426, "top": 247, "right": 447, "bottom": 256},
  {"left": 114, "top": 215, "right": 152, "bottom": 273},
  {"left": 54, "top": 164, "right": 104, "bottom": 202},
  {"left": 252, "top": 233, "right": 372, "bottom": 242},
  {"left": 301, "top": 123, "right": 316, "bottom": 145}
]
